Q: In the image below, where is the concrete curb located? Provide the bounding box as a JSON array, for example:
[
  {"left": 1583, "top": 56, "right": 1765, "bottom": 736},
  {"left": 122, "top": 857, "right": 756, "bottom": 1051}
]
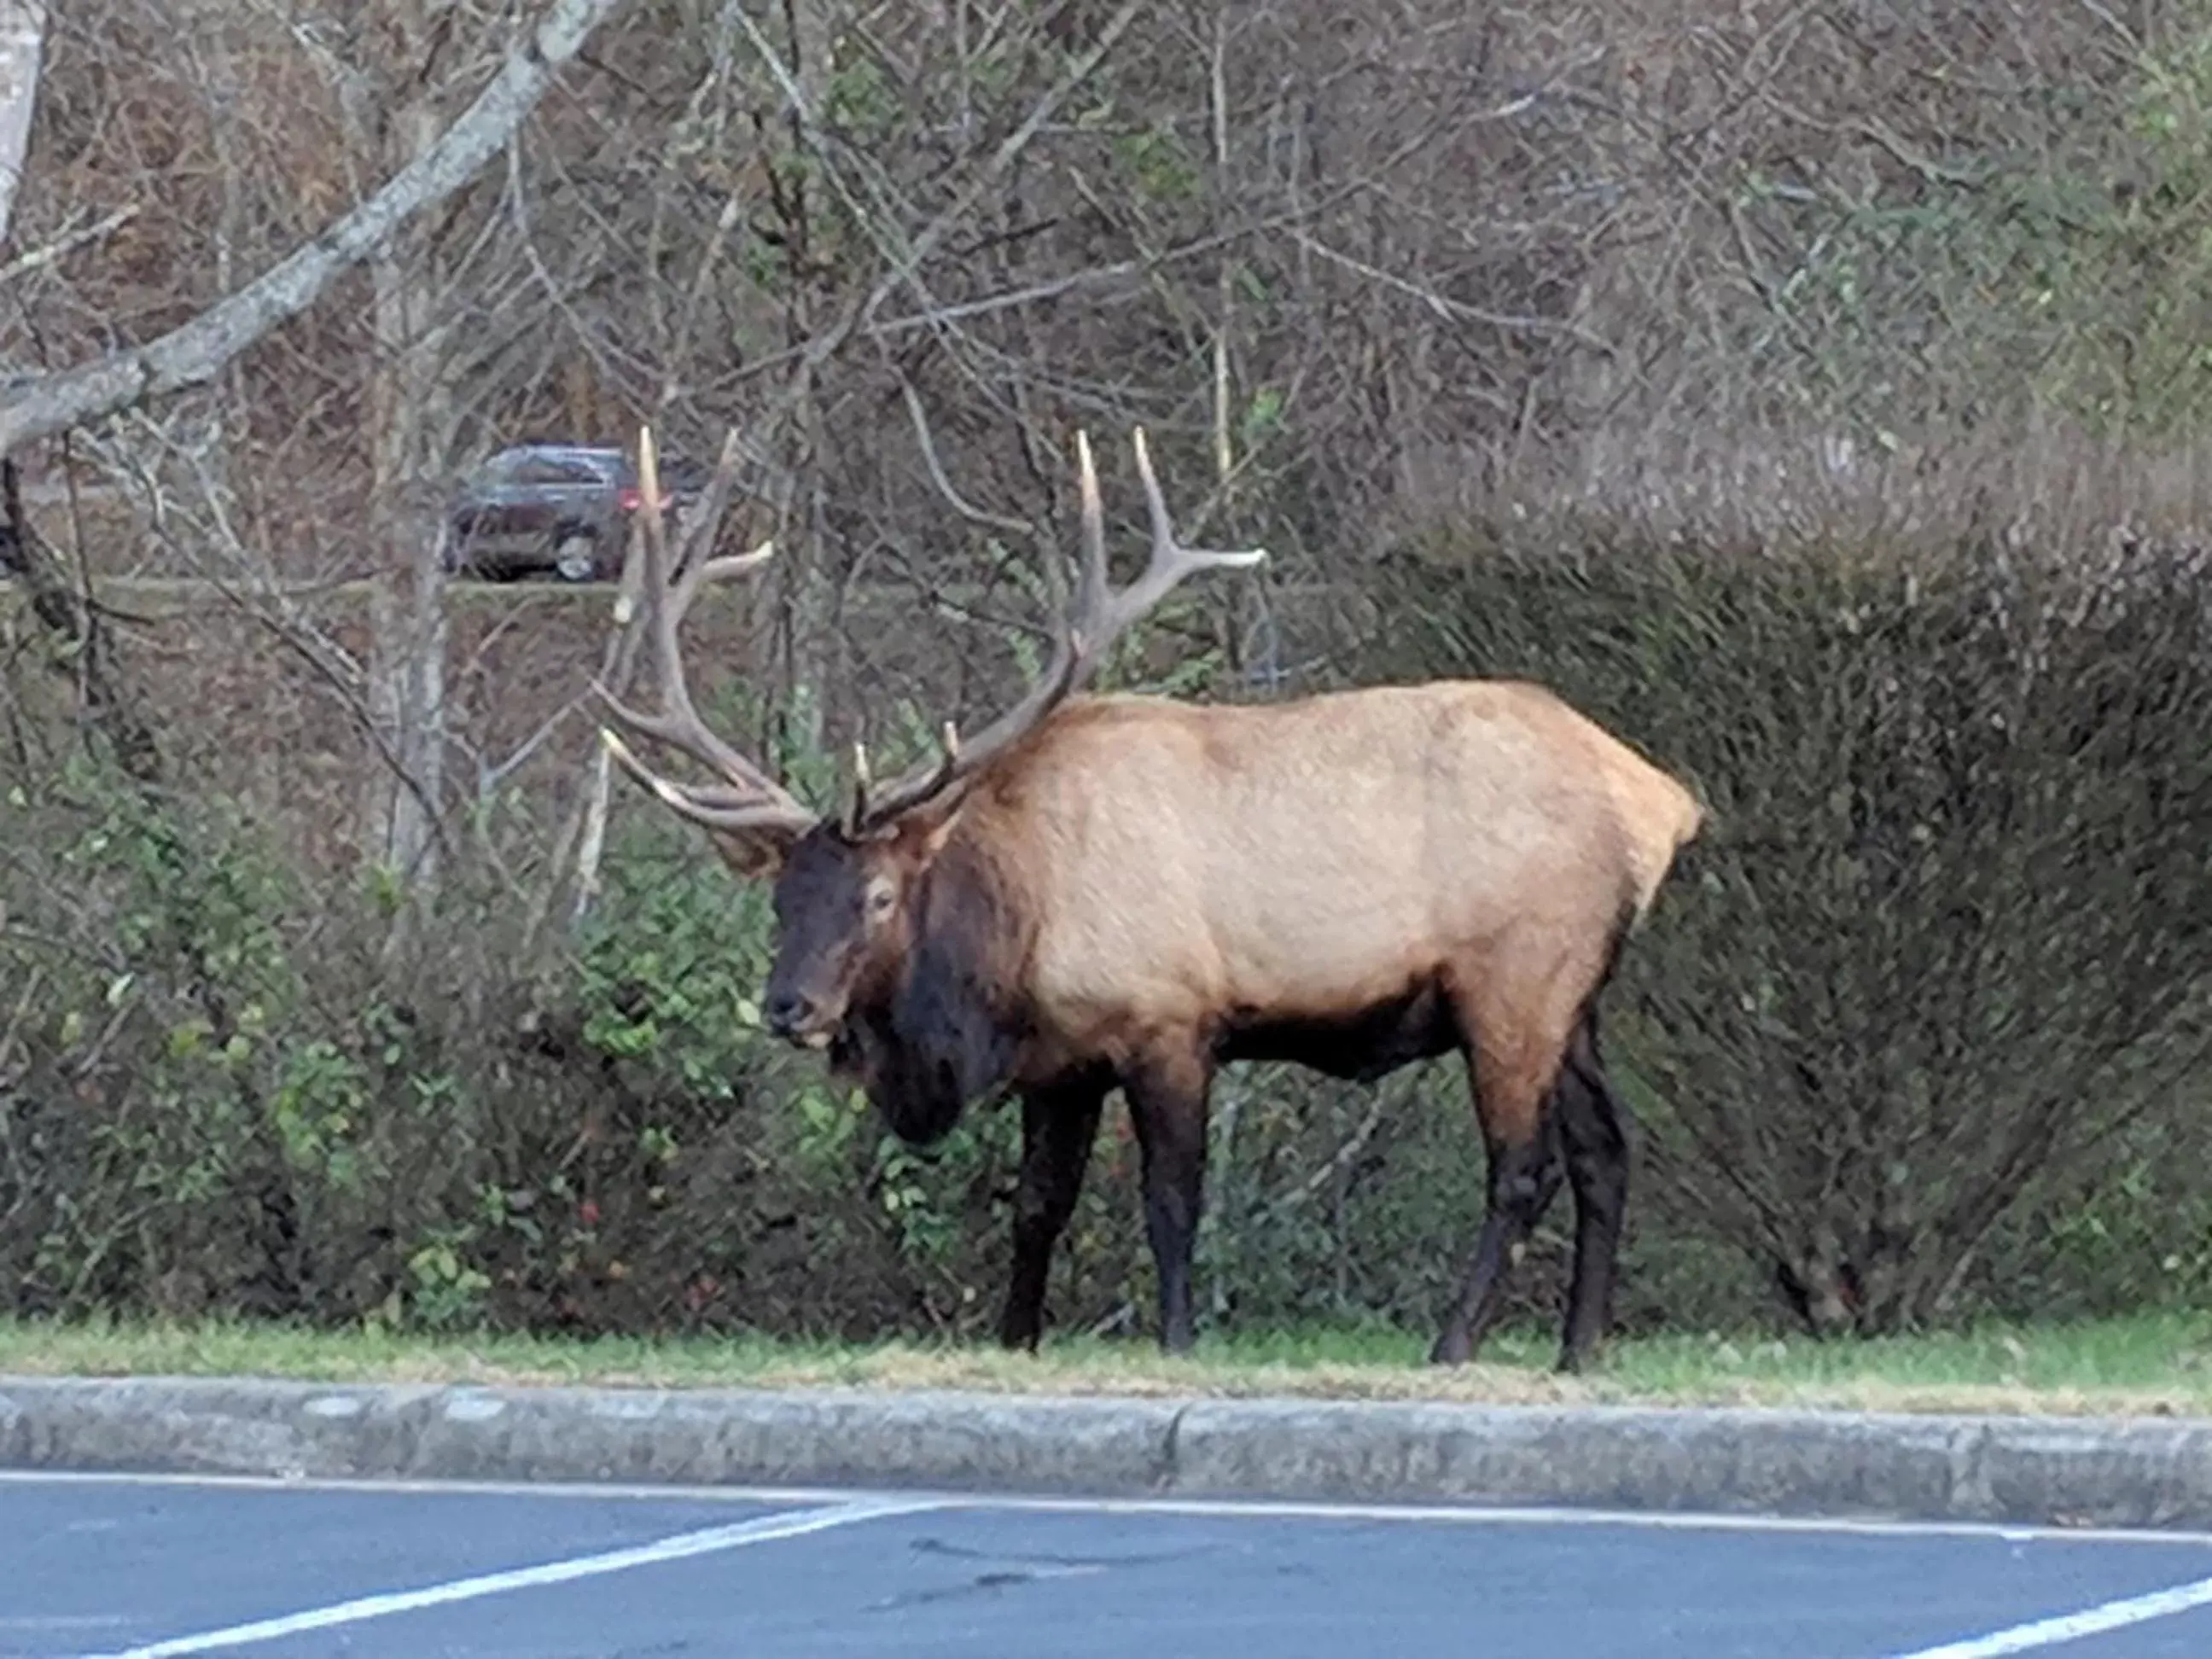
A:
[{"left": 7, "top": 1374, "right": 2212, "bottom": 1530}]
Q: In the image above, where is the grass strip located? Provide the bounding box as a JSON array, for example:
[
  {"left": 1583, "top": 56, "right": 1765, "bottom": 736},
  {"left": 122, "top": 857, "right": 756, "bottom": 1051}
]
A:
[{"left": 6, "top": 1313, "right": 2212, "bottom": 1417}]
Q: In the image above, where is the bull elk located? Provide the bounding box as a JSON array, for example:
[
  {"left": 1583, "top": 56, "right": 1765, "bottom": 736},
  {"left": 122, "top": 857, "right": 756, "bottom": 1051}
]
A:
[{"left": 596, "top": 425, "right": 1702, "bottom": 1371}]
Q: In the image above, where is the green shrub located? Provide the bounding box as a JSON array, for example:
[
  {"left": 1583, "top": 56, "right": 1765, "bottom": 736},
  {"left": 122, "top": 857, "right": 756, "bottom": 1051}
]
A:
[
  {"left": 1374, "top": 519, "right": 2212, "bottom": 1334},
  {"left": 12, "top": 515, "right": 2211, "bottom": 1349}
]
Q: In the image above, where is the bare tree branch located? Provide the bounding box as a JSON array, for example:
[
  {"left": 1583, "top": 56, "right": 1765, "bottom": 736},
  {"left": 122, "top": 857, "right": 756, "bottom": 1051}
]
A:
[
  {"left": 0, "top": 0, "right": 628, "bottom": 458},
  {"left": 0, "top": 203, "right": 138, "bottom": 288}
]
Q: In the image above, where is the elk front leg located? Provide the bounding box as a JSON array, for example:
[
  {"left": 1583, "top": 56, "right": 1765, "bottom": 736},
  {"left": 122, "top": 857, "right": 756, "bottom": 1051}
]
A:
[
  {"left": 998, "top": 1074, "right": 1109, "bottom": 1352},
  {"left": 1122, "top": 1048, "right": 1214, "bottom": 1355}
]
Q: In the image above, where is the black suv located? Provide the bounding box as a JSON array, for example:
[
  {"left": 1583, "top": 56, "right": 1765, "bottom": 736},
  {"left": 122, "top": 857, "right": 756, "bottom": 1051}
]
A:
[{"left": 444, "top": 443, "right": 709, "bottom": 584}]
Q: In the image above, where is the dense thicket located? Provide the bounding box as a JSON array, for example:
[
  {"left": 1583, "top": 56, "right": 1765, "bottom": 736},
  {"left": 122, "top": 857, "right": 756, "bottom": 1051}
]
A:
[
  {"left": 3, "top": 0, "right": 2210, "bottom": 1347},
  {"left": 1378, "top": 516, "right": 2212, "bottom": 1336},
  {"left": 7, "top": 510, "right": 2211, "bottom": 1343}
]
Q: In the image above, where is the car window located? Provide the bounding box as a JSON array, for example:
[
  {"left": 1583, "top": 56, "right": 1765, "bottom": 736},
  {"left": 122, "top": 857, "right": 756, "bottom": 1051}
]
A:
[
  {"left": 520, "top": 457, "right": 605, "bottom": 485},
  {"left": 475, "top": 450, "right": 611, "bottom": 486}
]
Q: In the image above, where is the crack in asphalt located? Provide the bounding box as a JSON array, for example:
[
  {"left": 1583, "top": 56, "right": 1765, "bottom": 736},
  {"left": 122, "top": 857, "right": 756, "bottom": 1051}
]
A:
[
  {"left": 864, "top": 1562, "right": 1110, "bottom": 1610},
  {"left": 859, "top": 1531, "right": 1220, "bottom": 1612},
  {"left": 909, "top": 1535, "right": 1207, "bottom": 1570}
]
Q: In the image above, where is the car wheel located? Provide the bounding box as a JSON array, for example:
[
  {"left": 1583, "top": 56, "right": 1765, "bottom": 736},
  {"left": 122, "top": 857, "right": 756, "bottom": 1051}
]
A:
[{"left": 551, "top": 533, "right": 598, "bottom": 583}]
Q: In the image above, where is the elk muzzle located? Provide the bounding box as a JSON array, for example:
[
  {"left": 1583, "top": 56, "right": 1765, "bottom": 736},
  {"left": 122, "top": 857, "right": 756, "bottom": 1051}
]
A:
[{"left": 764, "top": 987, "right": 839, "bottom": 1050}]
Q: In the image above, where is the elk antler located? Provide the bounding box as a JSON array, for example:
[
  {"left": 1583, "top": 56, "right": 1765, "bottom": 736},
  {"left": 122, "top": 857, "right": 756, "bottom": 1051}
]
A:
[
  {"left": 848, "top": 427, "right": 1266, "bottom": 832},
  {"left": 591, "top": 426, "right": 819, "bottom": 845}
]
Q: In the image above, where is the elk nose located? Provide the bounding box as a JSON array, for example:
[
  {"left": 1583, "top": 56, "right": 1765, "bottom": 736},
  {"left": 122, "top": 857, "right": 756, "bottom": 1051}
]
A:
[{"left": 765, "top": 990, "right": 812, "bottom": 1039}]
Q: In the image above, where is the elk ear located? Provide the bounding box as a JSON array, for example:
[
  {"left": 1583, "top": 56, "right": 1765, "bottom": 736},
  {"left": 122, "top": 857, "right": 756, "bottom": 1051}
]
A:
[
  {"left": 894, "top": 798, "right": 966, "bottom": 867},
  {"left": 707, "top": 826, "right": 797, "bottom": 881}
]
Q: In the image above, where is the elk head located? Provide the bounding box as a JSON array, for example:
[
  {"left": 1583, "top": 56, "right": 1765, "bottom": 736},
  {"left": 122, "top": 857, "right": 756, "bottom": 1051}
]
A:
[{"left": 593, "top": 422, "right": 1264, "bottom": 1109}]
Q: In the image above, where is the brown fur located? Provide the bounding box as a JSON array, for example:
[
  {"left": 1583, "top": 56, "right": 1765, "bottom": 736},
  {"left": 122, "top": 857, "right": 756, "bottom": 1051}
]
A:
[
  {"left": 747, "top": 676, "right": 1701, "bottom": 1370},
  {"left": 604, "top": 423, "right": 1699, "bottom": 1369},
  {"left": 967, "top": 681, "right": 1695, "bottom": 1092}
]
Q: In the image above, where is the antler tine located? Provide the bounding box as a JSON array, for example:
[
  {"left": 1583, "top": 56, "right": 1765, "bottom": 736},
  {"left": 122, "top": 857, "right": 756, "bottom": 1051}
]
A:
[
  {"left": 846, "top": 427, "right": 1260, "bottom": 835},
  {"left": 842, "top": 740, "right": 874, "bottom": 838},
  {"left": 1071, "top": 426, "right": 1111, "bottom": 649},
  {"left": 668, "top": 426, "right": 748, "bottom": 575},
  {"left": 591, "top": 423, "right": 818, "bottom": 841},
  {"left": 600, "top": 728, "right": 805, "bottom": 835},
  {"left": 1091, "top": 424, "right": 1268, "bottom": 654}
]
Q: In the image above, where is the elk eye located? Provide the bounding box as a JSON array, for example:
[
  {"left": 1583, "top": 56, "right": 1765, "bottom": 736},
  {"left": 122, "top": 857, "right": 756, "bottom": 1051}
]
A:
[{"left": 865, "top": 881, "right": 897, "bottom": 917}]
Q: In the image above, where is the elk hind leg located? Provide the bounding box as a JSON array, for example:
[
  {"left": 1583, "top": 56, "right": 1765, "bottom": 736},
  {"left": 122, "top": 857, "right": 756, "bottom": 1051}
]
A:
[
  {"left": 1121, "top": 1045, "right": 1214, "bottom": 1356},
  {"left": 1554, "top": 1007, "right": 1633, "bottom": 1374},
  {"left": 1430, "top": 1120, "right": 1563, "bottom": 1365},
  {"left": 998, "top": 1074, "right": 1110, "bottom": 1353},
  {"left": 1431, "top": 985, "right": 1571, "bottom": 1367}
]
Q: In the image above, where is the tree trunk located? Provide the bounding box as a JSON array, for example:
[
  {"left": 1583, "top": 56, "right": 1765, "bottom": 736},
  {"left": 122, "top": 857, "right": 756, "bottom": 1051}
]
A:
[
  {"left": 0, "top": 0, "right": 45, "bottom": 252},
  {"left": 359, "top": 96, "right": 451, "bottom": 899}
]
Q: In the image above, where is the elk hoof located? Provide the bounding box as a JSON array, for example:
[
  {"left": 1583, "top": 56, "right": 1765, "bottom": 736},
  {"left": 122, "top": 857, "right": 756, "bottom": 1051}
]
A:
[{"left": 1556, "top": 1339, "right": 1606, "bottom": 1377}]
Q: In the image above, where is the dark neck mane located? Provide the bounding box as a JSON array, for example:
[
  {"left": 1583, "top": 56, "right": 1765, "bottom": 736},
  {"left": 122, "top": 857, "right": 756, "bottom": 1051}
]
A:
[{"left": 839, "top": 833, "right": 1033, "bottom": 1145}]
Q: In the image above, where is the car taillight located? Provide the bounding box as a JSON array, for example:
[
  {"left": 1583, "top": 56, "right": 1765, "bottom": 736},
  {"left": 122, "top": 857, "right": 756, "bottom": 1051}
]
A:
[{"left": 617, "top": 486, "right": 642, "bottom": 512}]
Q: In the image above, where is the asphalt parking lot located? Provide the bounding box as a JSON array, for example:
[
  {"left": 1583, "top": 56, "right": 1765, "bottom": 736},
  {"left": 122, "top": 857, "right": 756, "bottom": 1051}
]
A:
[{"left": 6, "top": 1471, "right": 2212, "bottom": 1659}]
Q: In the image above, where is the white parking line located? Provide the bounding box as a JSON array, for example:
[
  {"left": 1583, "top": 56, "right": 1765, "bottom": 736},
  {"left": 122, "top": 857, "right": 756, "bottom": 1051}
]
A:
[
  {"left": 1886, "top": 1574, "right": 2212, "bottom": 1657},
  {"left": 69, "top": 1495, "right": 939, "bottom": 1659}
]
